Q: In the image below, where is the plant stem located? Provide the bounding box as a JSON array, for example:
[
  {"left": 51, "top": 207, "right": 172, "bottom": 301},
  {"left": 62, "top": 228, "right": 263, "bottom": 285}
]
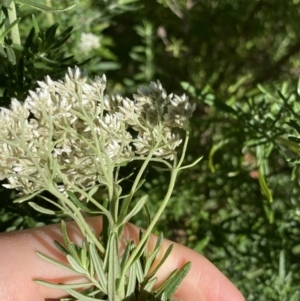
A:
[
  {"left": 124, "top": 168, "right": 178, "bottom": 272},
  {"left": 45, "top": 0, "right": 54, "bottom": 26},
  {"left": 8, "top": 1, "right": 21, "bottom": 45},
  {"left": 120, "top": 132, "right": 190, "bottom": 277},
  {"left": 48, "top": 184, "right": 106, "bottom": 254},
  {"left": 117, "top": 148, "right": 156, "bottom": 226}
]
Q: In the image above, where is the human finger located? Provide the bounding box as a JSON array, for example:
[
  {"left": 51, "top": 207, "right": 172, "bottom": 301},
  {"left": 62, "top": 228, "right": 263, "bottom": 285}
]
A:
[{"left": 0, "top": 217, "right": 244, "bottom": 301}]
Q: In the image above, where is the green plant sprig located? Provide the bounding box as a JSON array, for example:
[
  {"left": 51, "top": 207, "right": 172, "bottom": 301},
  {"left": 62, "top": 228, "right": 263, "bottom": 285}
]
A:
[{"left": 0, "top": 67, "right": 198, "bottom": 300}]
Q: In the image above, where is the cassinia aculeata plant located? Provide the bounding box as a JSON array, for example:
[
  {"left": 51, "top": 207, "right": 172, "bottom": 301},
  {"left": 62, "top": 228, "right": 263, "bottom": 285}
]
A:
[{"left": 0, "top": 67, "right": 198, "bottom": 301}]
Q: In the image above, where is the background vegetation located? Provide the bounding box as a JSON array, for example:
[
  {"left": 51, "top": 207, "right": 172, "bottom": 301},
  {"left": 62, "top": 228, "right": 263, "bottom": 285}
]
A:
[{"left": 1, "top": 0, "right": 300, "bottom": 300}]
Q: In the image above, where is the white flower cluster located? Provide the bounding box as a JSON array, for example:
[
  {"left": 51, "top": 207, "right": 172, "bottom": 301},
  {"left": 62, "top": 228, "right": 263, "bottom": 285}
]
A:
[
  {"left": 0, "top": 67, "right": 195, "bottom": 195},
  {"left": 79, "top": 33, "right": 101, "bottom": 55}
]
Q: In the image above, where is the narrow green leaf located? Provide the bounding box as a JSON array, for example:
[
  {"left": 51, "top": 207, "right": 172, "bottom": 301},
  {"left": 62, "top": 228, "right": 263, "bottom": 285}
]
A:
[
  {"left": 212, "top": 98, "right": 236, "bottom": 114},
  {"left": 52, "top": 26, "right": 73, "bottom": 49},
  {"left": 126, "top": 261, "right": 137, "bottom": 297},
  {"left": 60, "top": 220, "right": 81, "bottom": 262},
  {"left": 28, "top": 202, "right": 56, "bottom": 215},
  {"left": 287, "top": 120, "right": 300, "bottom": 134},
  {"left": 120, "top": 240, "right": 134, "bottom": 276},
  {"left": 13, "top": 189, "right": 44, "bottom": 203},
  {"left": 143, "top": 276, "right": 157, "bottom": 291},
  {"left": 257, "top": 84, "right": 277, "bottom": 99},
  {"left": 258, "top": 169, "right": 273, "bottom": 203},
  {"left": 0, "top": 17, "right": 21, "bottom": 40},
  {"left": 6, "top": 46, "right": 16, "bottom": 64},
  {"left": 64, "top": 288, "right": 106, "bottom": 301},
  {"left": 0, "top": 43, "right": 7, "bottom": 57},
  {"left": 80, "top": 241, "right": 88, "bottom": 270},
  {"left": 147, "top": 244, "right": 173, "bottom": 279},
  {"left": 144, "top": 233, "right": 163, "bottom": 275},
  {"left": 66, "top": 190, "right": 93, "bottom": 212},
  {"left": 36, "top": 251, "right": 75, "bottom": 273},
  {"left": 54, "top": 240, "right": 69, "bottom": 255},
  {"left": 119, "top": 195, "right": 148, "bottom": 226},
  {"left": 61, "top": 220, "right": 70, "bottom": 246},
  {"left": 108, "top": 233, "right": 121, "bottom": 301},
  {"left": 34, "top": 280, "right": 92, "bottom": 290},
  {"left": 11, "top": 42, "right": 23, "bottom": 51},
  {"left": 66, "top": 254, "right": 86, "bottom": 275},
  {"left": 288, "top": 136, "right": 300, "bottom": 144},
  {"left": 17, "top": 0, "right": 76, "bottom": 12},
  {"left": 279, "top": 250, "right": 285, "bottom": 286},
  {"left": 88, "top": 186, "right": 99, "bottom": 198},
  {"left": 156, "top": 262, "right": 191, "bottom": 298},
  {"left": 89, "top": 243, "right": 107, "bottom": 293},
  {"left": 31, "top": 14, "right": 40, "bottom": 35},
  {"left": 208, "top": 140, "right": 229, "bottom": 172},
  {"left": 135, "top": 258, "right": 144, "bottom": 283}
]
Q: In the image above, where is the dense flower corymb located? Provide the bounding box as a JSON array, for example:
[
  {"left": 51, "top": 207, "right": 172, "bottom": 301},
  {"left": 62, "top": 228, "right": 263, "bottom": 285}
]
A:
[{"left": 0, "top": 67, "right": 195, "bottom": 196}]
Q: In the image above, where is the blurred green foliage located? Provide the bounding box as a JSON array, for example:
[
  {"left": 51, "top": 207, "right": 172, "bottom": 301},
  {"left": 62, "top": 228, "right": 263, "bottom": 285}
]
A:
[{"left": 2, "top": 0, "right": 300, "bottom": 300}]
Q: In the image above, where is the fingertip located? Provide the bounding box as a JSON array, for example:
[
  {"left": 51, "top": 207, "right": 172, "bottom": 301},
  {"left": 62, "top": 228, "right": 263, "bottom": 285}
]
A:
[{"left": 154, "top": 238, "right": 245, "bottom": 301}]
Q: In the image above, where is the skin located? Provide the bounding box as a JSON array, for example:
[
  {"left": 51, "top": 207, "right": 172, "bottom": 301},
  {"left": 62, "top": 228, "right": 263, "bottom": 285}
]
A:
[{"left": 0, "top": 217, "right": 245, "bottom": 301}]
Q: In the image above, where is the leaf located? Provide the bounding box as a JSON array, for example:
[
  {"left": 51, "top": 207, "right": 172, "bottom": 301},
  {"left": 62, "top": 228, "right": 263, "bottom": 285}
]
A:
[
  {"left": 287, "top": 120, "right": 300, "bottom": 134},
  {"left": 34, "top": 280, "right": 92, "bottom": 290},
  {"left": 279, "top": 250, "right": 285, "bottom": 286},
  {"left": 80, "top": 241, "right": 89, "bottom": 270},
  {"left": 36, "top": 251, "right": 76, "bottom": 273},
  {"left": 13, "top": 189, "right": 44, "bottom": 203},
  {"left": 28, "top": 202, "right": 57, "bottom": 215},
  {"left": 61, "top": 220, "right": 81, "bottom": 263},
  {"left": 212, "top": 98, "right": 236, "bottom": 114},
  {"left": 126, "top": 261, "right": 137, "bottom": 297},
  {"left": 257, "top": 84, "right": 277, "bottom": 99},
  {"left": 6, "top": 46, "right": 16, "bottom": 64},
  {"left": 135, "top": 257, "right": 144, "bottom": 283},
  {"left": 31, "top": 14, "right": 40, "bottom": 35},
  {"left": 54, "top": 240, "right": 69, "bottom": 255},
  {"left": 208, "top": 139, "right": 229, "bottom": 172},
  {"left": 64, "top": 287, "right": 107, "bottom": 301},
  {"left": 90, "top": 243, "right": 107, "bottom": 293},
  {"left": 0, "top": 17, "right": 21, "bottom": 40},
  {"left": 0, "top": 43, "right": 6, "bottom": 57},
  {"left": 258, "top": 169, "right": 273, "bottom": 203},
  {"left": 155, "top": 262, "right": 191, "bottom": 298},
  {"left": 120, "top": 240, "right": 134, "bottom": 276},
  {"left": 66, "top": 190, "right": 94, "bottom": 213},
  {"left": 288, "top": 136, "right": 300, "bottom": 144},
  {"left": 144, "top": 233, "right": 163, "bottom": 275},
  {"left": 66, "top": 254, "right": 87, "bottom": 275},
  {"left": 17, "top": 0, "right": 76, "bottom": 12},
  {"left": 118, "top": 195, "right": 148, "bottom": 226},
  {"left": 107, "top": 233, "right": 121, "bottom": 301},
  {"left": 147, "top": 244, "right": 173, "bottom": 279},
  {"left": 88, "top": 186, "right": 99, "bottom": 198}
]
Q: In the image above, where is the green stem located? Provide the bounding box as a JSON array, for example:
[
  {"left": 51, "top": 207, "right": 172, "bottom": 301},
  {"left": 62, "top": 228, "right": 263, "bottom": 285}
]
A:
[
  {"left": 48, "top": 184, "right": 106, "bottom": 254},
  {"left": 53, "top": 164, "right": 114, "bottom": 227},
  {"left": 117, "top": 148, "right": 156, "bottom": 226},
  {"left": 121, "top": 166, "right": 179, "bottom": 278},
  {"left": 8, "top": 1, "right": 21, "bottom": 45},
  {"left": 120, "top": 132, "right": 190, "bottom": 277},
  {"left": 45, "top": 0, "right": 54, "bottom": 25}
]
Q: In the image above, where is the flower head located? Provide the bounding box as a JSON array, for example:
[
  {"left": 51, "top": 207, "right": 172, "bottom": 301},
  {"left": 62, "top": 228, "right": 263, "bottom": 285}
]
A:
[
  {"left": 0, "top": 67, "right": 195, "bottom": 196},
  {"left": 79, "top": 33, "right": 101, "bottom": 55}
]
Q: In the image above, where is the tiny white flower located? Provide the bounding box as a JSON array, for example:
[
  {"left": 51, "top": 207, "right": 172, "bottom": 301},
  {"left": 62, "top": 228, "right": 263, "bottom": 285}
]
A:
[{"left": 79, "top": 33, "right": 101, "bottom": 55}]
